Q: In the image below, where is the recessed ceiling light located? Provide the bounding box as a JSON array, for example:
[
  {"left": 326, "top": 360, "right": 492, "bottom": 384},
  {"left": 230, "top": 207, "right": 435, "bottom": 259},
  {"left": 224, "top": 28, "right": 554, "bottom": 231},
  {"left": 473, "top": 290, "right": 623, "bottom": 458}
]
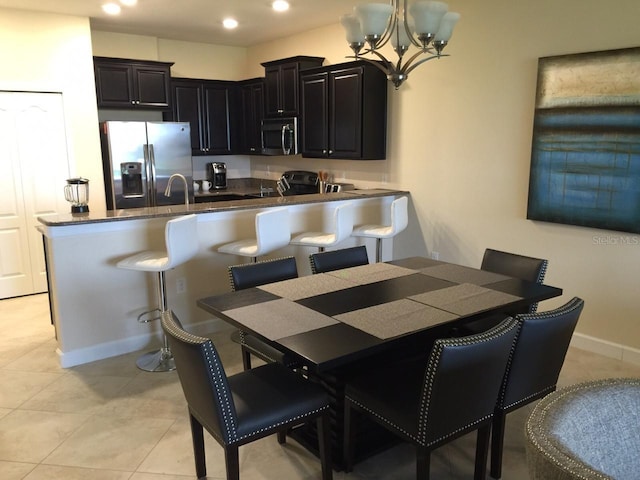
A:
[
  {"left": 223, "top": 18, "right": 239, "bottom": 29},
  {"left": 272, "top": 1, "right": 290, "bottom": 12},
  {"left": 102, "top": 3, "right": 121, "bottom": 15},
  {"left": 120, "top": 0, "right": 137, "bottom": 6}
]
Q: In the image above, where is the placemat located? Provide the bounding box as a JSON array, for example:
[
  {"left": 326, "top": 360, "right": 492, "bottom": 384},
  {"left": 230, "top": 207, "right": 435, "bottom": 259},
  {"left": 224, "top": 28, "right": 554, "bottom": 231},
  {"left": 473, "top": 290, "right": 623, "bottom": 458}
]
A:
[
  {"left": 420, "top": 264, "right": 512, "bottom": 285},
  {"left": 409, "top": 283, "right": 522, "bottom": 316},
  {"left": 333, "top": 299, "right": 458, "bottom": 339},
  {"left": 258, "top": 274, "right": 357, "bottom": 300},
  {"left": 326, "top": 262, "right": 418, "bottom": 285},
  {"left": 223, "top": 298, "right": 338, "bottom": 340}
]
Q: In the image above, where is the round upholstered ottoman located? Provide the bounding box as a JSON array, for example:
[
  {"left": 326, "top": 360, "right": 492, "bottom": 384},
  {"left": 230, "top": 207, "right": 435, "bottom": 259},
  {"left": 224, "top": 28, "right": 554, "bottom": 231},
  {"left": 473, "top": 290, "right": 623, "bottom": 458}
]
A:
[{"left": 525, "top": 378, "right": 640, "bottom": 480}]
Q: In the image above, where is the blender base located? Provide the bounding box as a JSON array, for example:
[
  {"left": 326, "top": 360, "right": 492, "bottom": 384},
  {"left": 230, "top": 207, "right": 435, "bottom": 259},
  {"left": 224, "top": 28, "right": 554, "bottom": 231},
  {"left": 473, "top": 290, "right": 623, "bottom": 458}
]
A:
[{"left": 71, "top": 205, "right": 90, "bottom": 213}]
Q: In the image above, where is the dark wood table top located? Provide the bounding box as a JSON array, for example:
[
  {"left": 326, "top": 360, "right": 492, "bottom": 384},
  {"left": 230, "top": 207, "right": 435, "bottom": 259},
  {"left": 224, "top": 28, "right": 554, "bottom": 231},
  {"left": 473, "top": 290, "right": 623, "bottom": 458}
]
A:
[{"left": 197, "top": 257, "right": 562, "bottom": 372}]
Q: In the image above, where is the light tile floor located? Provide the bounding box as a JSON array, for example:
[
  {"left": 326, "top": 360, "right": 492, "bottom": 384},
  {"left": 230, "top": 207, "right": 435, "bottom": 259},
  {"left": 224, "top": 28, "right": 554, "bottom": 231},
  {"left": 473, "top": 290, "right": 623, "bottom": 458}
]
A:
[{"left": 1, "top": 293, "right": 639, "bottom": 480}]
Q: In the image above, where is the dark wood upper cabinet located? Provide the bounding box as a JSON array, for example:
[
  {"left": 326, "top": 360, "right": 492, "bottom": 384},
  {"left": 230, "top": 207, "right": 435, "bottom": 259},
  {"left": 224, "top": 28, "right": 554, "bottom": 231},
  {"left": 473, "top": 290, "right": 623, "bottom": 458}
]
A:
[
  {"left": 237, "top": 78, "right": 265, "bottom": 155},
  {"left": 168, "top": 78, "right": 236, "bottom": 155},
  {"left": 262, "top": 56, "right": 324, "bottom": 117},
  {"left": 93, "top": 57, "right": 173, "bottom": 109},
  {"left": 300, "top": 61, "right": 388, "bottom": 160}
]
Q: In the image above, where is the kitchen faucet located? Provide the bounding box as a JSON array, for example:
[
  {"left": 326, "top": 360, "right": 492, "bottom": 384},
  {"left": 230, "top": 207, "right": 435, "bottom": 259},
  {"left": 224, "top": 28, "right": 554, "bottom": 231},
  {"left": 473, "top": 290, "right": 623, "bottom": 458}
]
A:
[{"left": 165, "top": 173, "right": 189, "bottom": 206}]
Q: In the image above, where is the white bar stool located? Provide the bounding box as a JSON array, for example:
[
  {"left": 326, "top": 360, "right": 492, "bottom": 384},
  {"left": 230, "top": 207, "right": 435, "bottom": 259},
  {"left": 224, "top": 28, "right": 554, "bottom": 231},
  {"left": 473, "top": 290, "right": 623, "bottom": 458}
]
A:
[
  {"left": 117, "top": 214, "right": 199, "bottom": 372},
  {"left": 352, "top": 196, "right": 408, "bottom": 262},
  {"left": 218, "top": 208, "right": 290, "bottom": 262},
  {"left": 290, "top": 202, "right": 354, "bottom": 252}
]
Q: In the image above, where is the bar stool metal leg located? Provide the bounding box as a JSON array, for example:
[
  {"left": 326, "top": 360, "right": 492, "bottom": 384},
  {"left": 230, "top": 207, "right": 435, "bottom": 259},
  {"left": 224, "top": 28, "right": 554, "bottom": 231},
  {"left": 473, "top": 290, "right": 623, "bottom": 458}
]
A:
[{"left": 136, "top": 270, "right": 176, "bottom": 372}]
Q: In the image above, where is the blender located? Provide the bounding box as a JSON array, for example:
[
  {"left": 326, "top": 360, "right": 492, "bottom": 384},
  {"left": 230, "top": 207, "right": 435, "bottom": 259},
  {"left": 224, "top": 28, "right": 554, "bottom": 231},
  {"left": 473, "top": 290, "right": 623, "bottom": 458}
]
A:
[{"left": 64, "top": 178, "right": 90, "bottom": 213}]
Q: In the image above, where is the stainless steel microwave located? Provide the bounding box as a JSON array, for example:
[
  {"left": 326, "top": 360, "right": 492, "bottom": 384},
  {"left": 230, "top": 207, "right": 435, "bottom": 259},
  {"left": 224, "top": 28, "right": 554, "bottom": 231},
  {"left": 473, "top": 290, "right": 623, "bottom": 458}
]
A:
[{"left": 261, "top": 117, "right": 298, "bottom": 155}]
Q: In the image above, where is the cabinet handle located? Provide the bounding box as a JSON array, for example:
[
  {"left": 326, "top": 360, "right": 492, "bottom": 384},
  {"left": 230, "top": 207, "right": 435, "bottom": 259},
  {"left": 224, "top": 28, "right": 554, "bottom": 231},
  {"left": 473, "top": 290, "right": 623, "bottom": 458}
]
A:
[
  {"left": 277, "top": 109, "right": 284, "bottom": 114},
  {"left": 329, "top": 150, "right": 333, "bottom": 155},
  {"left": 250, "top": 147, "right": 255, "bottom": 152},
  {"left": 322, "top": 150, "right": 327, "bottom": 154}
]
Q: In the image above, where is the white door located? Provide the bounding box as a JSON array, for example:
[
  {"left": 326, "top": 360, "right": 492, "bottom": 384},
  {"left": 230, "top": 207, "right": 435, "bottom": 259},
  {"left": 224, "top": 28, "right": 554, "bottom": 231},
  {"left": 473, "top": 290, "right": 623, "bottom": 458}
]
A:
[{"left": 0, "top": 92, "right": 70, "bottom": 299}]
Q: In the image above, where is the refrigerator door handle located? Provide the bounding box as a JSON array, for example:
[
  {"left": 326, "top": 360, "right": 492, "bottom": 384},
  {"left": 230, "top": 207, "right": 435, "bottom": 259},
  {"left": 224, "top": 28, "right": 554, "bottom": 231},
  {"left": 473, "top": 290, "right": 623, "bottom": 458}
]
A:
[{"left": 147, "top": 143, "right": 157, "bottom": 207}]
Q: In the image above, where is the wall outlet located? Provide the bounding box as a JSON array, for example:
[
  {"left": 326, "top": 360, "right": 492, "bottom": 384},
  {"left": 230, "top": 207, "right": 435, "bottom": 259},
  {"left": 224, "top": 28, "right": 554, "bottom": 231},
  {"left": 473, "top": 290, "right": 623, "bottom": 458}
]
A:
[
  {"left": 431, "top": 251, "right": 440, "bottom": 260},
  {"left": 176, "top": 277, "right": 186, "bottom": 294}
]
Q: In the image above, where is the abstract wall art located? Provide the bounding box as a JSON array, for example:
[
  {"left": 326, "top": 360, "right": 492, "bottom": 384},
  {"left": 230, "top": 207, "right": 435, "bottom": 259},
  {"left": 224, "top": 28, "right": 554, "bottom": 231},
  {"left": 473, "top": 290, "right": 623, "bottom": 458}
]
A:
[{"left": 527, "top": 47, "right": 640, "bottom": 234}]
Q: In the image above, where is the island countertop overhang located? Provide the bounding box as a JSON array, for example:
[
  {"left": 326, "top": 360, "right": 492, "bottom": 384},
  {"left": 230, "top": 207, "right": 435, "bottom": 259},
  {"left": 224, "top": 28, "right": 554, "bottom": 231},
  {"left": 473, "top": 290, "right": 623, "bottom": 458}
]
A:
[{"left": 38, "top": 188, "right": 409, "bottom": 227}]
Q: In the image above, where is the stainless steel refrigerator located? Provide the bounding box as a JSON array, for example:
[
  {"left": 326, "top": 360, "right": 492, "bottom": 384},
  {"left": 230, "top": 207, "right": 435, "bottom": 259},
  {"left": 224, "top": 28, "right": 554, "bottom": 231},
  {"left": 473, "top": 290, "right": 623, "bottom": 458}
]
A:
[{"left": 100, "top": 121, "right": 193, "bottom": 209}]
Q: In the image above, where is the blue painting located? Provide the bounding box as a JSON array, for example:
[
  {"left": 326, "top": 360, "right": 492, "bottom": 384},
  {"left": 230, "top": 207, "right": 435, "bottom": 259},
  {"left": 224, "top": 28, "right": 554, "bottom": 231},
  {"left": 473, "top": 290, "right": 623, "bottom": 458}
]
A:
[{"left": 527, "top": 47, "right": 640, "bottom": 234}]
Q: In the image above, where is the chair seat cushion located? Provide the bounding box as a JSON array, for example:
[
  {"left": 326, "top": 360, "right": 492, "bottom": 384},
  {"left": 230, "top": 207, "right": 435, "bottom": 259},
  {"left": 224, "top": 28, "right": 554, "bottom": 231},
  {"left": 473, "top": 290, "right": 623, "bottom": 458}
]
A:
[
  {"left": 218, "top": 239, "right": 259, "bottom": 257},
  {"left": 117, "top": 250, "right": 169, "bottom": 272},
  {"left": 352, "top": 224, "right": 394, "bottom": 239},
  {"left": 345, "top": 358, "right": 426, "bottom": 441},
  {"left": 229, "top": 363, "right": 330, "bottom": 440},
  {"left": 290, "top": 232, "right": 337, "bottom": 247}
]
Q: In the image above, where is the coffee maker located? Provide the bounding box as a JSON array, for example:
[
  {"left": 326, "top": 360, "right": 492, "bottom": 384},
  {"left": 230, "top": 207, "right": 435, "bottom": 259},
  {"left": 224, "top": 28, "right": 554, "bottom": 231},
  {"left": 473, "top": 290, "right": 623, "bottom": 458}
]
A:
[
  {"left": 64, "top": 177, "right": 90, "bottom": 213},
  {"left": 207, "top": 162, "right": 227, "bottom": 190}
]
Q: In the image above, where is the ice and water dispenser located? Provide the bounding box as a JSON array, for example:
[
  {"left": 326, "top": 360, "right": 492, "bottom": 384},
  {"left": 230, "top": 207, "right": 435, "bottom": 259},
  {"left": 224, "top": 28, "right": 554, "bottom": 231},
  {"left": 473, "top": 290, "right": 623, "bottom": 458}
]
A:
[{"left": 121, "top": 162, "right": 144, "bottom": 198}]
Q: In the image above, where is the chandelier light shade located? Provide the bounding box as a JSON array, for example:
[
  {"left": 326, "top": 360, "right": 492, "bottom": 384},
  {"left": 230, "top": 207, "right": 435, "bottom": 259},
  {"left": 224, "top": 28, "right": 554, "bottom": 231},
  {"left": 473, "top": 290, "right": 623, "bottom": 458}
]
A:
[{"left": 340, "top": 0, "right": 460, "bottom": 89}]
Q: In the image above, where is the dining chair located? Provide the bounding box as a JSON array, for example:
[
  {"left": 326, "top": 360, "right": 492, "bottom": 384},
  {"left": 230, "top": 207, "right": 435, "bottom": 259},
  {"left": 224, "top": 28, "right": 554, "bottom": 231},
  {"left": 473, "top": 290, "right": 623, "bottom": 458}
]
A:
[
  {"left": 343, "top": 317, "right": 519, "bottom": 480},
  {"left": 459, "top": 248, "right": 549, "bottom": 335},
  {"left": 309, "top": 245, "right": 369, "bottom": 274},
  {"left": 351, "top": 196, "right": 409, "bottom": 262},
  {"left": 490, "top": 296, "right": 584, "bottom": 479},
  {"left": 161, "top": 310, "right": 333, "bottom": 480},
  {"left": 228, "top": 256, "right": 299, "bottom": 370},
  {"left": 290, "top": 202, "right": 354, "bottom": 252},
  {"left": 218, "top": 207, "right": 290, "bottom": 262},
  {"left": 116, "top": 214, "right": 198, "bottom": 372}
]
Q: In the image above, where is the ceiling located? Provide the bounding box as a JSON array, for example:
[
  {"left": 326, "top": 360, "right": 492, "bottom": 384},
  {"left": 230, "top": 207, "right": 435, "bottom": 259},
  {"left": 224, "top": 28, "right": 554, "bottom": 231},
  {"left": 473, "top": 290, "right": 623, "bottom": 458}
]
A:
[{"left": 0, "top": 0, "right": 359, "bottom": 47}]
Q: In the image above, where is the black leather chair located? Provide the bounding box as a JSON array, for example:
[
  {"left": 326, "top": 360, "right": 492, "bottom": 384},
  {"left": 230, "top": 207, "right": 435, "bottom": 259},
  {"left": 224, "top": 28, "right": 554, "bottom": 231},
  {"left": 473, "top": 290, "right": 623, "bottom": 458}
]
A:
[
  {"left": 309, "top": 245, "right": 369, "bottom": 274},
  {"left": 459, "top": 248, "right": 549, "bottom": 336},
  {"left": 343, "top": 318, "right": 519, "bottom": 480},
  {"left": 228, "top": 256, "right": 298, "bottom": 370},
  {"left": 481, "top": 248, "right": 548, "bottom": 314},
  {"left": 162, "top": 310, "right": 333, "bottom": 480},
  {"left": 490, "top": 297, "right": 584, "bottom": 479}
]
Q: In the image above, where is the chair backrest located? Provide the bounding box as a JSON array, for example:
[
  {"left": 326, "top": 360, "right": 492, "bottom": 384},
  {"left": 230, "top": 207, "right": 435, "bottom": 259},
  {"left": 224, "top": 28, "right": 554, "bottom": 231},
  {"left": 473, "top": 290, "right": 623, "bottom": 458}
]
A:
[
  {"left": 161, "top": 310, "right": 239, "bottom": 445},
  {"left": 499, "top": 297, "right": 584, "bottom": 411},
  {"left": 481, "top": 248, "right": 548, "bottom": 313},
  {"left": 255, "top": 208, "right": 290, "bottom": 255},
  {"left": 481, "top": 248, "right": 548, "bottom": 284},
  {"left": 419, "top": 318, "right": 519, "bottom": 447},
  {"left": 333, "top": 202, "right": 354, "bottom": 244},
  {"left": 310, "top": 245, "right": 369, "bottom": 274},
  {"left": 390, "top": 196, "right": 409, "bottom": 236},
  {"left": 166, "top": 214, "right": 199, "bottom": 268},
  {"left": 228, "top": 256, "right": 298, "bottom": 291}
]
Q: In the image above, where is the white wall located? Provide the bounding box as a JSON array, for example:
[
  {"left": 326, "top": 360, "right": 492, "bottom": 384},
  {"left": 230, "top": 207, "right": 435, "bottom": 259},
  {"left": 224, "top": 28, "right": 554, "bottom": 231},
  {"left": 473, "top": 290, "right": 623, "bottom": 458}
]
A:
[{"left": 0, "top": 8, "right": 105, "bottom": 210}]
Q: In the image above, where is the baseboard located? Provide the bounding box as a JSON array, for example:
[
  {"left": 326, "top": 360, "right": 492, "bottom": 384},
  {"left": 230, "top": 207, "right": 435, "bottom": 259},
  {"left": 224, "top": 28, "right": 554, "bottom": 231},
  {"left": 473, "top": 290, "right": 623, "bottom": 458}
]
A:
[
  {"left": 56, "top": 318, "right": 229, "bottom": 368},
  {"left": 570, "top": 333, "right": 640, "bottom": 367}
]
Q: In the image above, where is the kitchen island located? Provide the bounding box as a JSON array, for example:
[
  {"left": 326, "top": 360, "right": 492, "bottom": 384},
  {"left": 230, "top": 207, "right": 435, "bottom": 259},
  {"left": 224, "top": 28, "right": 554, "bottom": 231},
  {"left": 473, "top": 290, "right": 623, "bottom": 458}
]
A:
[{"left": 38, "top": 189, "right": 409, "bottom": 367}]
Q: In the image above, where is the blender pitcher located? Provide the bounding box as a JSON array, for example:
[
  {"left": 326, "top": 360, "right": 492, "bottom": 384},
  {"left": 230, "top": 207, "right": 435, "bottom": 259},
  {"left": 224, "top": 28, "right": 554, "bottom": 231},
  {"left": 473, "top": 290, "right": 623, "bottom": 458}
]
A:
[{"left": 64, "top": 178, "right": 90, "bottom": 213}]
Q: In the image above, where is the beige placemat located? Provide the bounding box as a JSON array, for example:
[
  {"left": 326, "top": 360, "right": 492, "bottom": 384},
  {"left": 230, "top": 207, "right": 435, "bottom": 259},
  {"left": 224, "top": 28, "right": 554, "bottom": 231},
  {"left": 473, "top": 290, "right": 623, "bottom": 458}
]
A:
[
  {"left": 409, "top": 283, "right": 522, "bottom": 316},
  {"left": 333, "top": 299, "right": 458, "bottom": 339},
  {"left": 326, "top": 262, "right": 418, "bottom": 285},
  {"left": 258, "top": 274, "right": 357, "bottom": 300},
  {"left": 223, "top": 298, "right": 338, "bottom": 340},
  {"left": 420, "top": 264, "right": 512, "bottom": 285}
]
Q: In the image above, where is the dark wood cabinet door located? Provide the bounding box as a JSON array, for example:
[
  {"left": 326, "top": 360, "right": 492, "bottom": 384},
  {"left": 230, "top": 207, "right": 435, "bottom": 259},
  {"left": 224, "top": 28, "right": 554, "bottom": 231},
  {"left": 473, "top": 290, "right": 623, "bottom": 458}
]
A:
[
  {"left": 300, "top": 72, "right": 329, "bottom": 157},
  {"left": 264, "top": 66, "right": 281, "bottom": 117},
  {"left": 239, "top": 80, "right": 265, "bottom": 154},
  {"left": 330, "top": 68, "right": 362, "bottom": 159},
  {"left": 172, "top": 81, "right": 204, "bottom": 153},
  {"left": 203, "top": 84, "right": 233, "bottom": 155},
  {"left": 94, "top": 63, "right": 134, "bottom": 107},
  {"left": 94, "top": 57, "right": 173, "bottom": 109},
  {"left": 280, "top": 63, "right": 299, "bottom": 117},
  {"left": 133, "top": 65, "right": 171, "bottom": 108}
]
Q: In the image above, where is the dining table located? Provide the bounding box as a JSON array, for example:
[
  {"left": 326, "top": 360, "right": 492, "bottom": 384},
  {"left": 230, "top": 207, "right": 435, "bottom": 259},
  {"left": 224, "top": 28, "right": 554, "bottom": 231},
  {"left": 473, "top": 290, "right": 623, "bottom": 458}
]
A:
[{"left": 197, "top": 256, "right": 563, "bottom": 468}]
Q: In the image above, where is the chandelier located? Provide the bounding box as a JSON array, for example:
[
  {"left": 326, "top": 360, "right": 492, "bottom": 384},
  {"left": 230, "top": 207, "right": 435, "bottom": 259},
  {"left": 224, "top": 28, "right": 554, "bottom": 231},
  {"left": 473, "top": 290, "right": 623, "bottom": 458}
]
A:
[{"left": 340, "top": 1, "right": 460, "bottom": 89}]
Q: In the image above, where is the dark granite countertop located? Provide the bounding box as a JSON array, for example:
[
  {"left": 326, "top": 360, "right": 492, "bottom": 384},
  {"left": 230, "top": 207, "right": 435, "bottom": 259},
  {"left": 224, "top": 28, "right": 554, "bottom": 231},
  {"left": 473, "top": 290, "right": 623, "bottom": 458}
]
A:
[{"left": 38, "top": 188, "right": 409, "bottom": 227}]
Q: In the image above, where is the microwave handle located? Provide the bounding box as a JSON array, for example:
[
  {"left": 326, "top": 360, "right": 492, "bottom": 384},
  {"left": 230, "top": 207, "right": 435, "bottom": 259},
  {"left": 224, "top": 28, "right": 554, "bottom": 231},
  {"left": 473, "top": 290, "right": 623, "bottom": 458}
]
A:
[{"left": 282, "top": 124, "right": 291, "bottom": 155}]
